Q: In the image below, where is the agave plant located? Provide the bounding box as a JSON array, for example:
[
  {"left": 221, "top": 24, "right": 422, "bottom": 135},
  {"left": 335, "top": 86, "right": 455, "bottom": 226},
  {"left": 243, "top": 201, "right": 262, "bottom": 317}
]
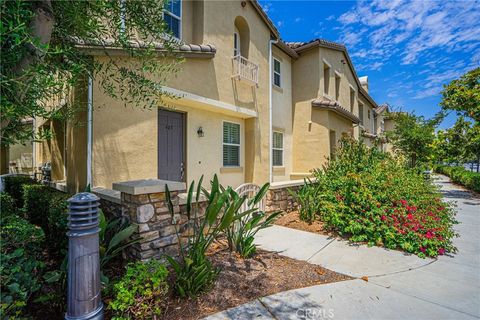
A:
[
  {"left": 165, "top": 175, "right": 254, "bottom": 297},
  {"left": 225, "top": 183, "right": 282, "bottom": 258}
]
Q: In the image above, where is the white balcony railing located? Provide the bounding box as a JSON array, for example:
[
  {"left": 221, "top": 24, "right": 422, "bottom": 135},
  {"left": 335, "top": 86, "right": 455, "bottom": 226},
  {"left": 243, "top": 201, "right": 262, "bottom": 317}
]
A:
[{"left": 231, "top": 55, "right": 259, "bottom": 86}]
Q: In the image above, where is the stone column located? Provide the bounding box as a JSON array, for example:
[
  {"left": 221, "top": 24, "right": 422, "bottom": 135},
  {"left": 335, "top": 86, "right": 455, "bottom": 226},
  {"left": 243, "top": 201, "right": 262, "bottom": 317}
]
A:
[{"left": 113, "top": 179, "right": 186, "bottom": 261}]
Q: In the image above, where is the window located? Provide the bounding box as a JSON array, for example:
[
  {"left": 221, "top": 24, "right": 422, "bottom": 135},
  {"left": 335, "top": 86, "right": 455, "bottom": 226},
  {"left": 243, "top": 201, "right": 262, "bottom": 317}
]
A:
[
  {"left": 273, "top": 58, "right": 281, "bottom": 87},
  {"left": 359, "top": 103, "right": 364, "bottom": 126},
  {"left": 369, "top": 110, "right": 377, "bottom": 134},
  {"left": 223, "top": 122, "right": 240, "bottom": 166},
  {"left": 349, "top": 87, "right": 355, "bottom": 112},
  {"left": 234, "top": 31, "right": 240, "bottom": 56},
  {"left": 272, "top": 131, "right": 283, "bottom": 166},
  {"left": 323, "top": 63, "right": 330, "bottom": 96},
  {"left": 329, "top": 130, "right": 336, "bottom": 160},
  {"left": 335, "top": 73, "right": 341, "bottom": 101},
  {"left": 164, "top": 0, "right": 181, "bottom": 39}
]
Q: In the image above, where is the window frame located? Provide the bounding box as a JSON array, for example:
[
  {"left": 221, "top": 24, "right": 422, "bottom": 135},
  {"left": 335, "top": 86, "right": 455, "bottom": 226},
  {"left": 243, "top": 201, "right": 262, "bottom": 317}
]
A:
[
  {"left": 323, "top": 60, "right": 331, "bottom": 97},
  {"left": 222, "top": 121, "right": 241, "bottom": 167},
  {"left": 272, "top": 131, "right": 284, "bottom": 167},
  {"left": 358, "top": 103, "right": 364, "bottom": 127},
  {"left": 334, "top": 71, "right": 341, "bottom": 101},
  {"left": 273, "top": 58, "right": 282, "bottom": 88},
  {"left": 163, "top": 0, "right": 182, "bottom": 40},
  {"left": 349, "top": 85, "right": 356, "bottom": 113},
  {"left": 233, "top": 31, "right": 240, "bottom": 57}
]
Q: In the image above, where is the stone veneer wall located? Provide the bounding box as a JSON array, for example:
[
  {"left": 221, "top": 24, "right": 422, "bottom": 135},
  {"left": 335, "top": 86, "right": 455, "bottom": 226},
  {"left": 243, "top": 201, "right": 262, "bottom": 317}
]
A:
[
  {"left": 93, "top": 178, "right": 307, "bottom": 262},
  {"left": 265, "top": 183, "right": 303, "bottom": 213}
]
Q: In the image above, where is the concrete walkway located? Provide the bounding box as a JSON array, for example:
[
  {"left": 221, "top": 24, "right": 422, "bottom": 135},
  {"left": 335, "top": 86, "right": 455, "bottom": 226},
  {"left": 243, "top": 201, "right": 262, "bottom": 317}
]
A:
[{"left": 205, "top": 175, "right": 480, "bottom": 319}]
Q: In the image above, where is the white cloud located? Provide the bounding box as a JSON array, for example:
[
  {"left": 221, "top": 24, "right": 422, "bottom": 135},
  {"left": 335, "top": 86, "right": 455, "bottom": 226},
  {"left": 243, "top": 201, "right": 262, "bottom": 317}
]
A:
[
  {"left": 277, "top": 20, "right": 284, "bottom": 28},
  {"left": 294, "top": 17, "right": 302, "bottom": 23},
  {"left": 336, "top": 0, "right": 480, "bottom": 65},
  {"left": 326, "top": 15, "right": 335, "bottom": 21}
]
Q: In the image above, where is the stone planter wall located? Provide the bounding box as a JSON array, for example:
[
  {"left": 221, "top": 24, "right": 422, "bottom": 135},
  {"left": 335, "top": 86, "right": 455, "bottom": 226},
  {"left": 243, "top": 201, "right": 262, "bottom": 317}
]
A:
[
  {"left": 90, "top": 178, "right": 309, "bottom": 262},
  {"left": 265, "top": 180, "right": 305, "bottom": 213}
]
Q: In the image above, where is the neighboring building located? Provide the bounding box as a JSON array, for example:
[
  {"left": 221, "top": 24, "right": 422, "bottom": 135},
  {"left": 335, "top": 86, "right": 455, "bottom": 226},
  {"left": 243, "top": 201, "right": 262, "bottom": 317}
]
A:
[{"left": 11, "top": 0, "right": 391, "bottom": 193}]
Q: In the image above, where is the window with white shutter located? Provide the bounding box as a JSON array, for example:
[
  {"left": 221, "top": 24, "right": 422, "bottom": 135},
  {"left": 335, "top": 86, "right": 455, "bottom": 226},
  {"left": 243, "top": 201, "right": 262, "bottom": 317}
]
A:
[
  {"left": 272, "top": 131, "right": 283, "bottom": 166},
  {"left": 223, "top": 122, "right": 240, "bottom": 166}
]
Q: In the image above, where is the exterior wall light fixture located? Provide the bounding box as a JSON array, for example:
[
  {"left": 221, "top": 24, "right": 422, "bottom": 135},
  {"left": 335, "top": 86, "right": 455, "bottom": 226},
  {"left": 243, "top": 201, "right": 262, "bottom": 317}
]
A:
[{"left": 197, "top": 126, "right": 204, "bottom": 137}]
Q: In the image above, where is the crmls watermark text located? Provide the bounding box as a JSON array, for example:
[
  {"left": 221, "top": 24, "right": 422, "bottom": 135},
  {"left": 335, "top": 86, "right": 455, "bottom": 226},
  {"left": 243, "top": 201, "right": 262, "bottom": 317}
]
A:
[{"left": 296, "top": 308, "right": 335, "bottom": 319}]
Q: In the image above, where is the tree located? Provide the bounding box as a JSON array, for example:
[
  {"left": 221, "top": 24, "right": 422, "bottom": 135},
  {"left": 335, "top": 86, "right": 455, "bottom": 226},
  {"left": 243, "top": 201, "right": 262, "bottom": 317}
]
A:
[
  {"left": 440, "top": 68, "right": 480, "bottom": 123},
  {"left": 386, "top": 112, "right": 437, "bottom": 167},
  {"left": 1, "top": 0, "right": 180, "bottom": 145}
]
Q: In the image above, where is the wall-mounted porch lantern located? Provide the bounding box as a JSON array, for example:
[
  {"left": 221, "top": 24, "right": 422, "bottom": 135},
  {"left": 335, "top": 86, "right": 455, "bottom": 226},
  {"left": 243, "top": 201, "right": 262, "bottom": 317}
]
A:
[{"left": 197, "top": 126, "right": 204, "bottom": 137}]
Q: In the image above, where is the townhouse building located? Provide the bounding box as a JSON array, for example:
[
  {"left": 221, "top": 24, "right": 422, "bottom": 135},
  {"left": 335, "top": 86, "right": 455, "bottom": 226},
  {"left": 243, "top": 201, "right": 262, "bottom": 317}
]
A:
[{"left": 2, "top": 0, "right": 390, "bottom": 193}]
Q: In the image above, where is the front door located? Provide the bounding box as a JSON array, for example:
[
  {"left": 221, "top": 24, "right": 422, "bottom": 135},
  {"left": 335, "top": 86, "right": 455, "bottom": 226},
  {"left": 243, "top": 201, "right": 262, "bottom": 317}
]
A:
[{"left": 158, "top": 109, "right": 184, "bottom": 181}]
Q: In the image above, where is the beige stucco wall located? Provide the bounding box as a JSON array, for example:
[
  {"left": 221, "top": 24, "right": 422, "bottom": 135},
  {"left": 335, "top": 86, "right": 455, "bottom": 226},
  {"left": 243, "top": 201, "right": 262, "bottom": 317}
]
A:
[
  {"left": 7, "top": 142, "right": 33, "bottom": 174},
  {"left": 91, "top": 94, "right": 246, "bottom": 189},
  {"left": 291, "top": 46, "right": 360, "bottom": 174},
  {"left": 90, "top": 0, "right": 273, "bottom": 189},
  {"left": 272, "top": 46, "right": 293, "bottom": 182}
]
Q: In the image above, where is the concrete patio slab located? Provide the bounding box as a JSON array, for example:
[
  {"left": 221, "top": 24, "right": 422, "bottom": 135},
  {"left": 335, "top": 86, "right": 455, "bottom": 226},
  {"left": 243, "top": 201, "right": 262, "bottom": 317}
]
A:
[
  {"left": 260, "top": 279, "right": 477, "bottom": 320},
  {"left": 255, "top": 225, "right": 334, "bottom": 261},
  {"left": 308, "top": 238, "right": 433, "bottom": 278},
  {"left": 203, "top": 300, "right": 274, "bottom": 320}
]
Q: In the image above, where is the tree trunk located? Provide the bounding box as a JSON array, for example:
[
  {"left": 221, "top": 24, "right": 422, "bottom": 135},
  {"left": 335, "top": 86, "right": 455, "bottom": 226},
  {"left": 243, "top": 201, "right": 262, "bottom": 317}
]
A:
[{"left": 1, "top": 0, "right": 55, "bottom": 137}]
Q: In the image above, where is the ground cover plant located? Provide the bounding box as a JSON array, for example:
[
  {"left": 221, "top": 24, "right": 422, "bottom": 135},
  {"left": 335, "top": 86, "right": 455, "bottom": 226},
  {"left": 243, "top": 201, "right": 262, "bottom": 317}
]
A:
[
  {"left": 435, "top": 165, "right": 480, "bottom": 193},
  {"left": 296, "top": 138, "right": 458, "bottom": 258}
]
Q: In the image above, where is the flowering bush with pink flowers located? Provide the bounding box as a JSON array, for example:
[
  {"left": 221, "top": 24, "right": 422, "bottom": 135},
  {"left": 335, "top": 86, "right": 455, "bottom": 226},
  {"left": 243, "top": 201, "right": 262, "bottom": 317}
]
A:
[{"left": 300, "top": 138, "right": 457, "bottom": 258}]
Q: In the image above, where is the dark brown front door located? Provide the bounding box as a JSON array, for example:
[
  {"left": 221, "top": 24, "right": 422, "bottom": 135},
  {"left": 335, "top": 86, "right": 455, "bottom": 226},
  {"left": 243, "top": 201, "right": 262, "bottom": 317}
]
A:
[{"left": 158, "top": 109, "right": 184, "bottom": 181}]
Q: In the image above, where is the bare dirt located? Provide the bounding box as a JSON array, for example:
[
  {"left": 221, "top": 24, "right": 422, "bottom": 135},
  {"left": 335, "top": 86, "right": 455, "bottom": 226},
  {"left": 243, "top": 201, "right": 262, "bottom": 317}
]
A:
[{"left": 161, "top": 246, "right": 351, "bottom": 320}]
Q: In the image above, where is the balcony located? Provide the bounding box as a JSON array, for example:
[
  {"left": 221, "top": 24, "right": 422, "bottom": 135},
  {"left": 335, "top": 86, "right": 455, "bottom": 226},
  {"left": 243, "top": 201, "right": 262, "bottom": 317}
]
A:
[{"left": 231, "top": 55, "right": 259, "bottom": 86}]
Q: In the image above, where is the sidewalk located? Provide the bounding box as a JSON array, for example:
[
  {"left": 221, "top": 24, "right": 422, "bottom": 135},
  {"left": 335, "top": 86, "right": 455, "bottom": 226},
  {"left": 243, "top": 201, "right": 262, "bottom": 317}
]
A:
[{"left": 205, "top": 175, "right": 480, "bottom": 319}]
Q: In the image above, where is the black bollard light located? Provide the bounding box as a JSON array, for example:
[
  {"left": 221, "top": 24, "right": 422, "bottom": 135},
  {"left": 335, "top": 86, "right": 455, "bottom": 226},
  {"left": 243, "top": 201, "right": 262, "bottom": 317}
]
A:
[{"left": 66, "top": 192, "right": 103, "bottom": 320}]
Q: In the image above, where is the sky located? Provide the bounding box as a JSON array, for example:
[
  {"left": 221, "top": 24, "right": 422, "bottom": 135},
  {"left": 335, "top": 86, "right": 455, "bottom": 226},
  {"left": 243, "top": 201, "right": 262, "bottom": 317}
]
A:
[{"left": 259, "top": 0, "right": 480, "bottom": 128}]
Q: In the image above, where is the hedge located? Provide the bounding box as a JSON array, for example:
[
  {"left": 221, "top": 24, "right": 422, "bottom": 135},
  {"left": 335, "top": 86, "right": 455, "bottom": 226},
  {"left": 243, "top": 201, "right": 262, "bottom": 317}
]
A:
[
  {"left": 3, "top": 175, "right": 37, "bottom": 209},
  {"left": 435, "top": 165, "right": 480, "bottom": 193},
  {"left": 22, "top": 184, "right": 70, "bottom": 256},
  {"left": 0, "top": 217, "right": 46, "bottom": 318}
]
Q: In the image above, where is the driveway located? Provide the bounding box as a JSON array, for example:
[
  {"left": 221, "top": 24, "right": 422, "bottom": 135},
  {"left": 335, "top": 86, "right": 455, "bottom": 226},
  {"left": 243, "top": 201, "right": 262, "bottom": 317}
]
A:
[{"left": 205, "top": 175, "right": 480, "bottom": 319}]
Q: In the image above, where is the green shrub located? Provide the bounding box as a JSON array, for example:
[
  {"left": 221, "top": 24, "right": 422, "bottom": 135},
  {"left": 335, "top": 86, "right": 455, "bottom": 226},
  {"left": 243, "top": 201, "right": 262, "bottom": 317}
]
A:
[
  {"left": 1, "top": 218, "right": 45, "bottom": 254},
  {"left": 291, "top": 179, "right": 322, "bottom": 224},
  {"left": 109, "top": 260, "right": 168, "bottom": 320},
  {"left": 3, "top": 175, "right": 37, "bottom": 208},
  {"left": 0, "top": 218, "right": 46, "bottom": 318},
  {"left": 299, "top": 138, "right": 457, "bottom": 258},
  {"left": 435, "top": 165, "right": 480, "bottom": 193},
  {"left": 165, "top": 175, "right": 247, "bottom": 297},
  {"left": 0, "top": 192, "right": 16, "bottom": 222},
  {"left": 22, "top": 184, "right": 70, "bottom": 255}
]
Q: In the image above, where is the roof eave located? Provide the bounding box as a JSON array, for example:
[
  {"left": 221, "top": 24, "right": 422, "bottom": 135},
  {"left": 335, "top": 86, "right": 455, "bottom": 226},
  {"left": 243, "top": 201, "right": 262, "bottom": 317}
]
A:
[{"left": 312, "top": 100, "right": 361, "bottom": 124}]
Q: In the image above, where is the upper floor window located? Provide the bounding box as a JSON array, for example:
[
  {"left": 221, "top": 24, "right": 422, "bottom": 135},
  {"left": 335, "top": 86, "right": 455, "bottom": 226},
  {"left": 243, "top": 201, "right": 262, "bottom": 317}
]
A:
[
  {"left": 335, "top": 72, "right": 341, "bottom": 101},
  {"left": 273, "top": 58, "right": 281, "bottom": 87},
  {"left": 164, "top": 0, "right": 181, "bottom": 39},
  {"left": 349, "top": 87, "right": 355, "bottom": 112},
  {"left": 223, "top": 121, "right": 240, "bottom": 167},
  {"left": 370, "top": 111, "right": 375, "bottom": 133},
  {"left": 359, "top": 103, "right": 364, "bottom": 126},
  {"left": 323, "top": 63, "right": 331, "bottom": 96},
  {"left": 272, "top": 131, "right": 284, "bottom": 166},
  {"left": 234, "top": 31, "right": 240, "bottom": 56}
]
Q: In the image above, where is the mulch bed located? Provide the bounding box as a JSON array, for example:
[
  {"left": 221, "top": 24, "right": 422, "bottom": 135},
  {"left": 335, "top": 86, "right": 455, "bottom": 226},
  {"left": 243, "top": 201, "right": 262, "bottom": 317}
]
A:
[
  {"left": 275, "top": 210, "right": 336, "bottom": 236},
  {"left": 160, "top": 246, "right": 351, "bottom": 320}
]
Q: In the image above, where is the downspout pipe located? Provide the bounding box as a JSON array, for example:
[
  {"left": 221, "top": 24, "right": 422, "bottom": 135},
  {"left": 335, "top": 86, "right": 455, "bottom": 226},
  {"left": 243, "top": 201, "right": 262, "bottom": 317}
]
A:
[
  {"left": 87, "top": 76, "right": 93, "bottom": 188},
  {"left": 268, "top": 38, "right": 278, "bottom": 184}
]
